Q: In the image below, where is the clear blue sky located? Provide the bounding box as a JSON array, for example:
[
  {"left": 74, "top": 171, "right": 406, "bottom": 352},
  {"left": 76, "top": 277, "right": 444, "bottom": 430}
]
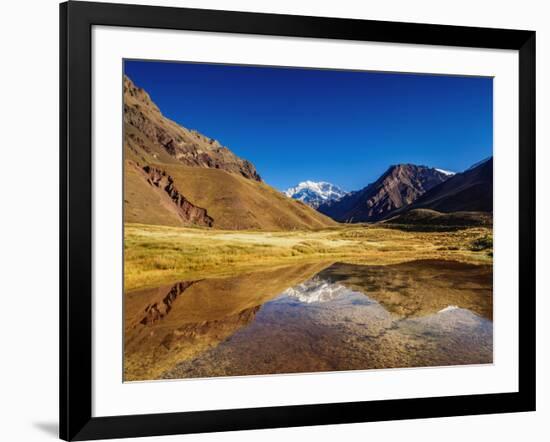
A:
[{"left": 125, "top": 60, "right": 493, "bottom": 191}]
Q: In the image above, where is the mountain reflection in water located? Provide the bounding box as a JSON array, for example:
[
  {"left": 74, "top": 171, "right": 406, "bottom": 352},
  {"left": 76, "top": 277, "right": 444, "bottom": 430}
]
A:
[{"left": 124, "top": 260, "right": 493, "bottom": 381}]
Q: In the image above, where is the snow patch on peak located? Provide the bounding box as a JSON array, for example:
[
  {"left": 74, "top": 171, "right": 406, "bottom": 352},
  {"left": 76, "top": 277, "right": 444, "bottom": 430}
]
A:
[
  {"left": 284, "top": 181, "right": 348, "bottom": 208},
  {"left": 435, "top": 168, "right": 456, "bottom": 176}
]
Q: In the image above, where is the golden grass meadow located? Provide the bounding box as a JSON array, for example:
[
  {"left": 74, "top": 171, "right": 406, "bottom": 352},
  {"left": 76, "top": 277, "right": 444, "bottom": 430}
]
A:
[{"left": 124, "top": 222, "right": 492, "bottom": 291}]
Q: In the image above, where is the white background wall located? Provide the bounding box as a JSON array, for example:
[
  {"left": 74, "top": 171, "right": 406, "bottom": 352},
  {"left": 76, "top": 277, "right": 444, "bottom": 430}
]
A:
[{"left": 0, "top": 0, "right": 547, "bottom": 441}]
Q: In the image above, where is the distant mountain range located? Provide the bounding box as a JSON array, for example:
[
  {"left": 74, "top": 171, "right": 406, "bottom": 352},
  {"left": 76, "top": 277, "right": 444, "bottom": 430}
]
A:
[
  {"left": 317, "top": 164, "right": 452, "bottom": 222},
  {"left": 125, "top": 74, "right": 491, "bottom": 230},
  {"left": 312, "top": 159, "right": 491, "bottom": 223},
  {"left": 284, "top": 181, "right": 348, "bottom": 208}
]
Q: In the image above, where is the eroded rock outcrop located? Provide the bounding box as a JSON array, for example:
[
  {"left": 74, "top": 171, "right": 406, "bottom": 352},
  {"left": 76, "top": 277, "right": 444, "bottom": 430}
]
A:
[
  {"left": 141, "top": 165, "right": 213, "bottom": 227},
  {"left": 140, "top": 281, "right": 197, "bottom": 325}
]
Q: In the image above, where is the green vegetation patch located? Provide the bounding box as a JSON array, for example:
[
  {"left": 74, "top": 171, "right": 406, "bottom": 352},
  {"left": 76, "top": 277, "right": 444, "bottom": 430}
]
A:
[{"left": 470, "top": 234, "right": 493, "bottom": 252}]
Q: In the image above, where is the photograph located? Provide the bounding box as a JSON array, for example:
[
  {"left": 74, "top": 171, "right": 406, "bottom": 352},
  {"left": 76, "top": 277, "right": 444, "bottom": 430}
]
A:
[{"left": 123, "top": 60, "right": 494, "bottom": 382}]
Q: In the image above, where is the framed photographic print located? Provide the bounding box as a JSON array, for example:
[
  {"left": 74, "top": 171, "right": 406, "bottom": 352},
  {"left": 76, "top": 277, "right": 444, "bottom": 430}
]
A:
[{"left": 60, "top": 1, "right": 536, "bottom": 440}]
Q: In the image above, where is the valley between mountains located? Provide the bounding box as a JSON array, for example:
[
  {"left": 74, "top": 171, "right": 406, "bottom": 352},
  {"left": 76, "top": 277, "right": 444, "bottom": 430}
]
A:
[{"left": 123, "top": 75, "right": 493, "bottom": 291}]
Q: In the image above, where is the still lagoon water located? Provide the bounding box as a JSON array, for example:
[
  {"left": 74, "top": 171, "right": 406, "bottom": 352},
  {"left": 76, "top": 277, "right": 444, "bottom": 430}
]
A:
[{"left": 124, "top": 260, "right": 492, "bottom": 381}]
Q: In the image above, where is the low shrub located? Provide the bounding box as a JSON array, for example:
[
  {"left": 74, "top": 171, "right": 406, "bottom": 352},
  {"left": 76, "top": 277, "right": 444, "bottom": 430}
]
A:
[{"left": 470, "top": 235, "right": 493, "bottom": 251}]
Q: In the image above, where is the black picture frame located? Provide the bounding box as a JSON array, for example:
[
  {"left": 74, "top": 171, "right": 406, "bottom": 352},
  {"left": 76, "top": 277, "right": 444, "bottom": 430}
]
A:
[{"left": 60, "top": 1, "right": 536, "bottom": 440}]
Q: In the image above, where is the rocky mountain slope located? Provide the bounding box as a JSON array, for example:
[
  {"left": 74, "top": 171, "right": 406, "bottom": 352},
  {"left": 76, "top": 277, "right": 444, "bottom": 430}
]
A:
[
  {"left": 399, "top": 157, "right": 493, "bottom": 214},
  {"left": 284, "top": 181, "right": 348, "bottom": 208},
  {"left": 124, "top": 75, "right": 336, "bottom": 230},
  {"left": 318, "top": 164, "right": 450, "bottom": 222},
  {"left": 124, "top": 75, "right": 260, "bottom": 181}
]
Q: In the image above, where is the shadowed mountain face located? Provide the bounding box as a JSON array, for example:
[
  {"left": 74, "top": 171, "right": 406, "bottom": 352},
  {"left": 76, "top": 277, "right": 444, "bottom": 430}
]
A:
[
  {"left": 124, "top": 75, "right": 336, "bottom": 230},
  {"left": 318, "top": 164, "right": 450, "bottom": 222},
  {"left": 397, "top": 157, "right": 493, "bottom": 214},
  {"left": 383, "top": 208, "right": 492, "bottom": 230}
]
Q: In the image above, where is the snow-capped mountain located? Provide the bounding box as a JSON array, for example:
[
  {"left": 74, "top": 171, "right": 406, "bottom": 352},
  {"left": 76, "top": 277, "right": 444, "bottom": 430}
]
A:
[{"left": 284, "top": 181, "right": 348, "bottom": 208}]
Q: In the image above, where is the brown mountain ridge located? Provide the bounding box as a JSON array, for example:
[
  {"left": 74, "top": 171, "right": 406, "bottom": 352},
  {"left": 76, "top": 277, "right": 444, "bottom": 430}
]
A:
[
  {"left": 318, "top": 164, "right": 451, "bottom": 222},
  {"left": 124, "top": 75, "right": 261, "bottom": 181},
  {"left": 124, "top": 75, "right": 336, "bottom": 230}
]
